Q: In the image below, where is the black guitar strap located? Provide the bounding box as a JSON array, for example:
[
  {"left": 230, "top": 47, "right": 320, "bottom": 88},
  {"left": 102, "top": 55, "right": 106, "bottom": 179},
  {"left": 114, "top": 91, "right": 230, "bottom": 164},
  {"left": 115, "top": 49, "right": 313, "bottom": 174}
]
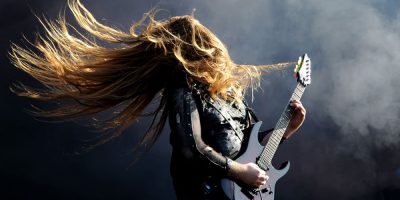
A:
[{"left": 204, "top": 97, "right": 244, "bottom": 141}]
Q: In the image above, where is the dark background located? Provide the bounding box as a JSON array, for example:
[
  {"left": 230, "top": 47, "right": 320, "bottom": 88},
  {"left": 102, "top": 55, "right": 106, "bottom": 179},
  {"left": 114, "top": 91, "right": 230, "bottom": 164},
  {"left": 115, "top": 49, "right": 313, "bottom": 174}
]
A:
[{"left": 1, "top": 0, "right": 400, "bottom": 199}]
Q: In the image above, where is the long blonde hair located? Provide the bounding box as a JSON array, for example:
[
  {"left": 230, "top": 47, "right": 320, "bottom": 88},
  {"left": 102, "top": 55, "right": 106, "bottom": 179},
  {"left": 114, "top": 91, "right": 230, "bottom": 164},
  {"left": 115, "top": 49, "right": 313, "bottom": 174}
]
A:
[{"left": 10, "top": 0, "right": 291, "bottom": 150}]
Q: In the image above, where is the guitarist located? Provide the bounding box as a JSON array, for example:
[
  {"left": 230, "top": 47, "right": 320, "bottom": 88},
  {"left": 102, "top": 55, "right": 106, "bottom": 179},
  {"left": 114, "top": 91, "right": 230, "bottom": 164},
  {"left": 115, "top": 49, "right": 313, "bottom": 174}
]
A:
[
  {"left": 169, "top": 78, "right": 306, "bottom": 200},
  {"left": 164, "top": 18, "right": 307, "bottom": 200},
  {"left": 9, "top": 1, "right": 306, "bottom": 199}
]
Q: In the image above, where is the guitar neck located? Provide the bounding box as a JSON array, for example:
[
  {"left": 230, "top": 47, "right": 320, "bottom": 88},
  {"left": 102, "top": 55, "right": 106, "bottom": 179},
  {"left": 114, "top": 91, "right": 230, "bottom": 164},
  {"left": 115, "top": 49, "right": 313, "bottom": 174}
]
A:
[{"left": 257, "top": 82, "right": 306, "bottom": 169}]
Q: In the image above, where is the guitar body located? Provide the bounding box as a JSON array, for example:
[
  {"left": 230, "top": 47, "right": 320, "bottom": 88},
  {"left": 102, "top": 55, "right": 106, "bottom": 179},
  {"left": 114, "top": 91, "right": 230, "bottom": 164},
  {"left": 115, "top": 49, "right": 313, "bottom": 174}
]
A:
[{"left": 221, "top": 121, "right": 290, "bottom": 200}]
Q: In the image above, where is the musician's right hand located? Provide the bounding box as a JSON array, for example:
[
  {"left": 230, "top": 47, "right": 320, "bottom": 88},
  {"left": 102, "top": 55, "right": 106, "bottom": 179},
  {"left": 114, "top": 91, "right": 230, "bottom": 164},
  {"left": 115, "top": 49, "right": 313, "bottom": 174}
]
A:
[{"left": 228, "top": 161, "right": 269, "bottom": 187}]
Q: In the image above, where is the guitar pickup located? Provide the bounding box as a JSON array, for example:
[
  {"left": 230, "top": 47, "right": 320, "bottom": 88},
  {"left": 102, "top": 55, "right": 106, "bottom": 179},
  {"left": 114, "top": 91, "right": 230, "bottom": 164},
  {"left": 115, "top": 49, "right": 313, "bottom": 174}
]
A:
[
  {"left": 241, "top": 188, "right": 255, "bottom": 199},
  {"left": 261, "top": 188, "right": 268, "bottom": 193}
]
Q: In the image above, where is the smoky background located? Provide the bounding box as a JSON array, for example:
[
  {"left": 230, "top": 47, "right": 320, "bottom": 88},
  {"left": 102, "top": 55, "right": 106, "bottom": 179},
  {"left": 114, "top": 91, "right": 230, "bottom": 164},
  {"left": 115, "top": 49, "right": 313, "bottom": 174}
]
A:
[{"left": 1, "top": 0, "right": 399, "bottom": 199}]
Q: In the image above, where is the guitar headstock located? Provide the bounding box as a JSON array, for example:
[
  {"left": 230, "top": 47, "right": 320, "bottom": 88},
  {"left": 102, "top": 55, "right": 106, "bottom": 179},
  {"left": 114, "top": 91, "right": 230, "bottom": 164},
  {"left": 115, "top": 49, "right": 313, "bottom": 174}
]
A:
[{"left": 294, "top": 54, "right": 312, "bottom": 87}]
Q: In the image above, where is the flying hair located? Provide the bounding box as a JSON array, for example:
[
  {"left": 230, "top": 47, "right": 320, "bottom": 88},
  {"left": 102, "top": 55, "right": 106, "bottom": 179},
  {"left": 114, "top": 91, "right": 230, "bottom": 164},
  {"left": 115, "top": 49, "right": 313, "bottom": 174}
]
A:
[{"left": 9, "top": 0, "right": 291, "bottom": 151}]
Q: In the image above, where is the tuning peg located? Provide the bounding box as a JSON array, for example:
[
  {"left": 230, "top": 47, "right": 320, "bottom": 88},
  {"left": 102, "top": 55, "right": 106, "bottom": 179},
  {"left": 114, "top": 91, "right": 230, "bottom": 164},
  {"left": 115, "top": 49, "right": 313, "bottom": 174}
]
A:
[{"left": 298, "top": 56, "right": 302, "bottom": 64}]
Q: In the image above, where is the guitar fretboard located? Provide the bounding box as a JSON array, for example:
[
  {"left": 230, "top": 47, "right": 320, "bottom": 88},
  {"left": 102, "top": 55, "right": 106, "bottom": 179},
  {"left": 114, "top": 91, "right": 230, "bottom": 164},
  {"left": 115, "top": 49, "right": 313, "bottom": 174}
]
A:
[{"left": 257, "top": 82, "right": 306, "bottom": 169}]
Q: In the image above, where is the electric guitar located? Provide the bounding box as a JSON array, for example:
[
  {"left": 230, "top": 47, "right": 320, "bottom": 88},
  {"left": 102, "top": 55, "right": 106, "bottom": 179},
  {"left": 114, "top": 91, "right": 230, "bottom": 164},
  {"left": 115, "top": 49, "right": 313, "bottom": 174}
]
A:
[{"left": 221, "top": 54, "right": 312, "bottom": 200}]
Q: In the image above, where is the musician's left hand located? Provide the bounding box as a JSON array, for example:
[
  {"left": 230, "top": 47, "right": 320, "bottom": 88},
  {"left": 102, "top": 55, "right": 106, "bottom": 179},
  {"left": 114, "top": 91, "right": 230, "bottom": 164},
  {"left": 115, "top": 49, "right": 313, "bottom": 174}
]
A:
[{"left": 284, "top": 100, "right": 306, "bottom": 139}]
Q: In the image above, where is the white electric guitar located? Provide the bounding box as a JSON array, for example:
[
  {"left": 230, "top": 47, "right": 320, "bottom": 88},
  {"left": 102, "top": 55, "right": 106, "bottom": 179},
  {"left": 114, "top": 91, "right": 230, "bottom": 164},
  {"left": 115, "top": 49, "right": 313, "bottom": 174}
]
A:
[{"left": 221, "top": 54, "right": 312, "bottom": 200}]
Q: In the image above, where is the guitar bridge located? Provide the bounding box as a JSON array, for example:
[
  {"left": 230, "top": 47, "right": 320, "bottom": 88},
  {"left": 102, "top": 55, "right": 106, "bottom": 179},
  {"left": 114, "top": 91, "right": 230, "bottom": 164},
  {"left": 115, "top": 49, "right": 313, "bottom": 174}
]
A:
[
  {"left": 240, "top": 188, "right": 255, "bottom": 199},
  {"left": 241, "top": 186, "right": 261, "bottom": 199}
]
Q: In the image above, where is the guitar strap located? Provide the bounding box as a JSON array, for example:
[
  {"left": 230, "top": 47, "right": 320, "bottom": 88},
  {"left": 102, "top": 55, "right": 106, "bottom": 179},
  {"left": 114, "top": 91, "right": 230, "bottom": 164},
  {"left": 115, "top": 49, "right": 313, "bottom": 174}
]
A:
[
  {"left": 191, "top": 82, "right": 262, "bottom": 144},
  {"left": 204, "top": 97, "right": 245, "bottom": 141},
  {"left": 190, "top": 82, "right": 245, "bottom": 141}
]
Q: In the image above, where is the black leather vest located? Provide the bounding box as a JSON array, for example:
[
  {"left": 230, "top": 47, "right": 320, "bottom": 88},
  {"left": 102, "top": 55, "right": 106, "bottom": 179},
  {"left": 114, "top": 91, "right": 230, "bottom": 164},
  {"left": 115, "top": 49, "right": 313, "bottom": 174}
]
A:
[
  {"left": 191, "top": 84, "right": 250, "bottom": 159},
  {"left": 167, "top": 82, "right": 256, "bottom": 200}
]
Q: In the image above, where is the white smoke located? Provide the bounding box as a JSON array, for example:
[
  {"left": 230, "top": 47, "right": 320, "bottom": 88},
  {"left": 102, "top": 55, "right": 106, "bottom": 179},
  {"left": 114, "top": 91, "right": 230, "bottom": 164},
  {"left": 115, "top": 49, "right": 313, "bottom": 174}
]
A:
[
  {"left": 189, "top": 0, "right": 400, "bottom": 198},
  {"left": 189, "top": 0, "right": 400, "bottom": 148},
  {"left": 308, "top": 0, "right": 400, "bottom": 146},
  {"left": 50, "top": 0, "right": 400, "bottom": 149},
  {"left": 26, "top": 0, "right": 400, "bottom": 199}
]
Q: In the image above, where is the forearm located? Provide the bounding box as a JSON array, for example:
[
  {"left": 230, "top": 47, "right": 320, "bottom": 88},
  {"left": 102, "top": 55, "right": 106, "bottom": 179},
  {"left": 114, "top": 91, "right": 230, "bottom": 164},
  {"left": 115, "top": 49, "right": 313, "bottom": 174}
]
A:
[{"left": 226, "top": 158, "right": 243, "bottom": 180}]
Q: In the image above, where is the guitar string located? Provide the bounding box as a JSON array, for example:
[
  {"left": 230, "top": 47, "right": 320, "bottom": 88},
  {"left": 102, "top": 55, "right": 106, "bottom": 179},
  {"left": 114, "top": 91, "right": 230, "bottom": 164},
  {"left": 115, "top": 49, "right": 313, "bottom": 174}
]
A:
[{"left": 259, "top": 83, "right": 305, "bottom": 167}]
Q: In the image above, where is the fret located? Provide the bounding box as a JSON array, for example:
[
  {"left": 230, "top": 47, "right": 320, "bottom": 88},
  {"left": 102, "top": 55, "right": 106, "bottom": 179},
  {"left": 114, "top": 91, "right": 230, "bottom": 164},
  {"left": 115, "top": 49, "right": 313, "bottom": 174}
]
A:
[
  {"left": 293, "top": 92, "right": 301, "bottom": 99},
  {"left": 258, "top": 156, "right": 266, "bottom": 165},
  {"left": 282, "top": 114, "right": 290, "bottom": 123},
  {"left": 271, "top": 137, "right": 280, "bottom": 145},
  {"left": 296, "top": 85, "right": 303, "bottom": 93},
  {"left": 258, "top": 82, "right": 306, "bottom": 166},
  {"left": 291, "top": 83, "right": 305, "bottom": 102},
  {"left": 293, "top": 94, "right": 301, "bottom": 101}
]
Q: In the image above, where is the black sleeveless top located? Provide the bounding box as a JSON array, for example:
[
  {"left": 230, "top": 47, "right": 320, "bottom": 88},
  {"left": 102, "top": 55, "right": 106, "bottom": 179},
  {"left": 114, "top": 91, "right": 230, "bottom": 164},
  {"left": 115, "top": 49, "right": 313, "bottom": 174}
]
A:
[{"left": 167, "top": 81, "right": 256, "bottom": 200}]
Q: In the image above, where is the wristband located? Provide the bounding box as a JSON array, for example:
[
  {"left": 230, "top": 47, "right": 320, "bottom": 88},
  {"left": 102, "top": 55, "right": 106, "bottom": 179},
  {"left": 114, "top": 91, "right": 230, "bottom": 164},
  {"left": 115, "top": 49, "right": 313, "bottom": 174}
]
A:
[{"left": 225, "top": 157, "right": 233, "bottom": 172}]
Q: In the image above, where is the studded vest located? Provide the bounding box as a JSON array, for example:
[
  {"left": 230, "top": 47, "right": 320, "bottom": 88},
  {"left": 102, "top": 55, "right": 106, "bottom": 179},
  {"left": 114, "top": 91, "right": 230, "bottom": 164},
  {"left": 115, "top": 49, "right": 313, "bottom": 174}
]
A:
[{"left": 168, "top": 82, "right": 256, "bottom": 200}]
